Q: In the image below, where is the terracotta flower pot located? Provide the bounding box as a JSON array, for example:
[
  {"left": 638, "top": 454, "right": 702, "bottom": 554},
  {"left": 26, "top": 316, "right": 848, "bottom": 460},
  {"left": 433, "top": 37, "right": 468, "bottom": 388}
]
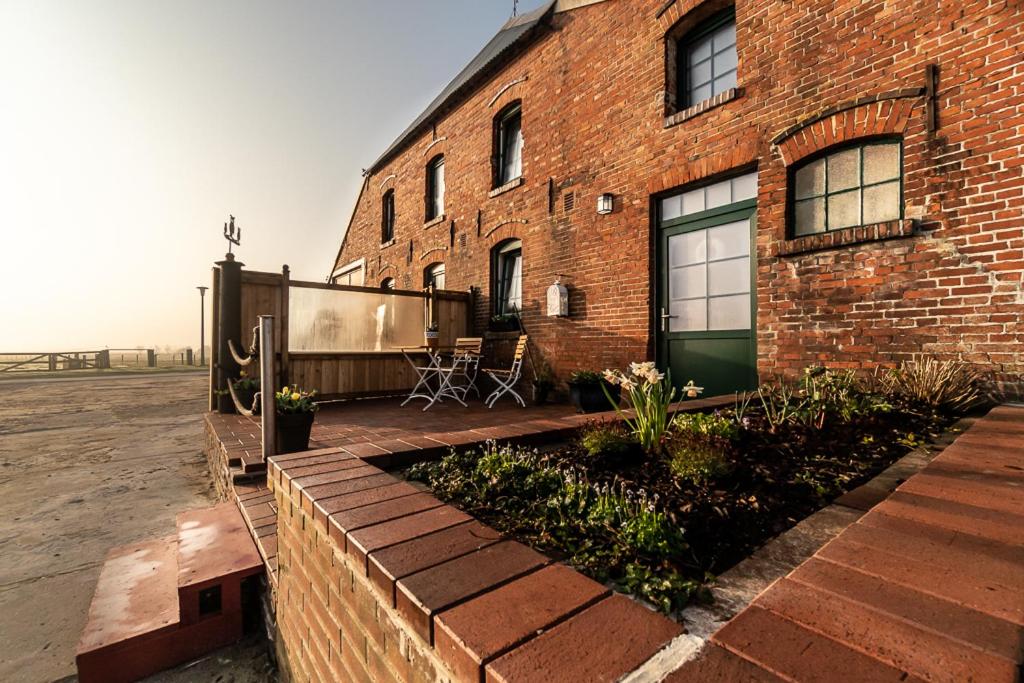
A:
[{"left": 275, "top": 411, "right": 314, "bottom": 454}]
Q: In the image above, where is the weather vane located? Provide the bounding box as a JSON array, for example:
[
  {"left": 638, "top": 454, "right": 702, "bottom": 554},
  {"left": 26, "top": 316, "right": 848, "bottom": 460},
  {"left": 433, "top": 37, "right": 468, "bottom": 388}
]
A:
[
  {"left": 223, "top": 214, "right": 241, "bottom": 254},
  {"left": 513, "top": 0, "right": 518, "bottom": 16}
]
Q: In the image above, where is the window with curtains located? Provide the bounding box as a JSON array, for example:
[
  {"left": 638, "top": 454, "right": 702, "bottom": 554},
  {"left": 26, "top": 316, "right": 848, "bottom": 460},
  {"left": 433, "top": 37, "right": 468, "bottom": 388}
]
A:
[
  {"left": 677, "top": 9, "right": 736, "bottom": 107},
  {"left": 381, "top": 189, "right": 395, "bottom": 243},
  {"left": 380, "top": 277, "right": 395, "bottom": 290},
  {"left": 493, "top": 239, "right": 522, "bottom": 316},
  {"left": 426, "top": 155, "right": 445, "bottom": 221},
  {"left": 494, "top": 102, "right": 523, "bottom": 186},
  {"left": 790, "top": 140, "right": 902, "bottom": 236}
]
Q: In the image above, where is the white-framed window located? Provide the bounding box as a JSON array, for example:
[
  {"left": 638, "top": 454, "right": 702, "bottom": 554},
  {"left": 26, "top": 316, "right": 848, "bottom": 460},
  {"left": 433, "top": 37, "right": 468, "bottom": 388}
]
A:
[
  {"left": 791, "top": 140, "right": 902, "bottom": 236},
  {"left": 426, "top": 155, "right": 445, "bottom": 221},
  {"left": 680, "top": 10, "right": 736, "bottom": 106},
  {"left": 331, "top": 259, "right": 365, "bottom": 286},
  {"left": 424, "top": 262, "right": 445, "bottom": 290},
  {"left": 493, "top": 239, "right": 522, "bottom": 315},
  {"left": 495, "top": 102, "right": 523, "bottom": 186}
]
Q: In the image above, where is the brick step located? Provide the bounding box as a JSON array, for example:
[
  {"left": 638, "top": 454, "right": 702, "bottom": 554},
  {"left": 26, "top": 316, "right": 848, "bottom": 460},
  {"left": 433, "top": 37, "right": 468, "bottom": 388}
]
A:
[
  {"left": 240, "top": 451, "right": 267, "bottom": 474},
  {"left": 76, "top": 503, "right": 264, "bottom": 683}
]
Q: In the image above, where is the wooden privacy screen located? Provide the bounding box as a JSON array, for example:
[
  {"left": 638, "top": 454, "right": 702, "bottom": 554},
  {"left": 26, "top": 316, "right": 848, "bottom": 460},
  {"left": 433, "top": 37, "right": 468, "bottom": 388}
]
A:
[{"left": 238, "top": 268, "right": 470, "bottom": 399}]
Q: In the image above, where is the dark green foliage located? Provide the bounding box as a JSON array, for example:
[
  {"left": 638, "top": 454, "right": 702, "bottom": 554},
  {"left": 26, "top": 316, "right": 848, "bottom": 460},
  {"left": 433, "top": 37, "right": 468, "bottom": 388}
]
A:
[
  {"left": 579, "top": 421, "right": 635, "bottom": 457},
  {"left": 668, "top": 441, "right": 731, "bottom": 484}
]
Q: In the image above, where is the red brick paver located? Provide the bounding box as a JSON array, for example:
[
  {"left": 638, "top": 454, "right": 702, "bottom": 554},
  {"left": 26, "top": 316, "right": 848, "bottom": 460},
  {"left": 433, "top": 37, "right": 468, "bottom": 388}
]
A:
[{"left": 674, "top": 405, "right": 1024, "bottom": 682}]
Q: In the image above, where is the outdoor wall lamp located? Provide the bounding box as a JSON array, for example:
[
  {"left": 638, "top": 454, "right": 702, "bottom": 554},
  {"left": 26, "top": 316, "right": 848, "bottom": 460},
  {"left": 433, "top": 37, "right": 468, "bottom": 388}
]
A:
[{"left": 596, "top": 193, "right": 614, "bottom": 215}]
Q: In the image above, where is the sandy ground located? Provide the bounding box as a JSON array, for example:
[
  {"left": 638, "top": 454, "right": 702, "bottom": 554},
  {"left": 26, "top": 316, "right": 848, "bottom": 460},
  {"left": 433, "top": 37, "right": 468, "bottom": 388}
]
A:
[{"left": 0, "top": 372, "right": 274, "bottom": 683}]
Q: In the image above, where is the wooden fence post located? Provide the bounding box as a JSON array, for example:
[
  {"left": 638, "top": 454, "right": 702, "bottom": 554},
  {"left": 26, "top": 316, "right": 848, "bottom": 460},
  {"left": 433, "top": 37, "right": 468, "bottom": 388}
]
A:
[{"left": 215, "top": 253, "right": 244, "bottom": 413}]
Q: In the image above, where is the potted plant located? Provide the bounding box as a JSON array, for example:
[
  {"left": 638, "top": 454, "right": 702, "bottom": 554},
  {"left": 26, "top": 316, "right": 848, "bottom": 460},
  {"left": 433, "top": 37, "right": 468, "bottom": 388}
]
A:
[
  {"left": 532, "top": 363, "right": 556, "bottom": 405},
  {"left": 568, "top": 370, "right": 621, "bottom": 413},
  {"left": 425, "top": 322, "right": 440, "bottom": 350},
  {"left": 489, "top": 314, "right": 520, "bottom": 332},
  {"left": 231, "top": 372, "right": 260, "bottom": 415},
  {"left": 275, "top": 385, "right": 318, "bottom": 454}
]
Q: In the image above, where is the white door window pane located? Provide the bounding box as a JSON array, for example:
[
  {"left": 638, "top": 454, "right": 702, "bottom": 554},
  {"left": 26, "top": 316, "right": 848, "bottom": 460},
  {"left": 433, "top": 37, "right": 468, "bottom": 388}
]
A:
[
  {"left": 670, "top": 298, "right": 707, "bottom": 332},
  {"left": 708, "top": 257, "right": 750, "bottom": 296},
  {"left": 709, "top": 294, "right": 750, "bottom": 330},
  {"left": 661, "top": 195, "right": 683, "bottom": 221},
  {"left": 671, "top": 264, "right": 707, "bottom": 299},
  {"left": 827, "top": 148, "right": 860, "bottom": 192},
  {"left": 794, "top": 198, "right": 825, "bottom": 235},
  {"left": 794, "top": 159, "right": 825, "bottom": 199},
  {"left": 708, "top": 220, "right": 749, "bottom": 260},
  {"left": 863, "top": 144, "right": 900, "bottom": 184},
  {"left": 706, "top": 180, "right": 732, "bottom": 209},
  {"left": 669, "top": 231, "right": 706, "bottom": 266},
  {"left": 827, "top": 190, "right": 861, "bottom": 229},
  {"left": 731, "top": 173, "right": 757, "bottom": 202},
  {"left": 681, "top": 188, "right": 705, "bottom": 215},
  {"left": 862, "top": 181, "right": 901, "bottom": 224}
]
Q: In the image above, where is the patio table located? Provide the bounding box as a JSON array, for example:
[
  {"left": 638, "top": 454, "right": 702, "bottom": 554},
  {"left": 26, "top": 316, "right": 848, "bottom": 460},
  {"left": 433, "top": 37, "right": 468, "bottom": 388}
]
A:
[{"left": 396, "top": 346, "right": 481, "bottom": 411}]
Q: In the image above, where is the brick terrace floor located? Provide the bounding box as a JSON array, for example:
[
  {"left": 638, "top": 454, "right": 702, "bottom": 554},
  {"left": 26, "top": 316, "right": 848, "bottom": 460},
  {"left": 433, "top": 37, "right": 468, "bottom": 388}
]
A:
[{"left": 672, "top": 404, "right": 1024, "bottom": 681}]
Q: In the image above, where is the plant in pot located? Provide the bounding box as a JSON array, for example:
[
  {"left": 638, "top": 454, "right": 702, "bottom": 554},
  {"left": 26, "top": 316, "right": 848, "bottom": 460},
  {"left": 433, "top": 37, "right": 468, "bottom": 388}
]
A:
[
  {"left": 425, "top": 322, "right": 440, "bottom": 350},
  {"left": 568, "top": 370, "right": 621, "bottom": 413},
  {"left": 275, "top": 385, "right": 318, "bottom": 454},
  {"left": 231, "top": 372, "right": 260, "bottom": 415},
  {"left": 532, "top": 363, "right": 556, "bottom": 405},
  {"left": 489, "top": 313, "right": 520, "bottom": 332}
]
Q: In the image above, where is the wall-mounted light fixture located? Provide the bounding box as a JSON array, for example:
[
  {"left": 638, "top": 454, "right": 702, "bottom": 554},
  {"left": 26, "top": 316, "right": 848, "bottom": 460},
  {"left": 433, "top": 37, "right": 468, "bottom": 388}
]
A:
[{"left": 596, "top": 193, "right": 614, "bottom": 215}]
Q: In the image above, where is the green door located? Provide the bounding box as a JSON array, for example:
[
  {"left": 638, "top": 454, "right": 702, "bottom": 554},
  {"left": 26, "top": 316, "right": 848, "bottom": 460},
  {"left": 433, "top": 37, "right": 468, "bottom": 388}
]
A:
[{"left": 656, "top": 187, "right": 757, "bottom": 398}]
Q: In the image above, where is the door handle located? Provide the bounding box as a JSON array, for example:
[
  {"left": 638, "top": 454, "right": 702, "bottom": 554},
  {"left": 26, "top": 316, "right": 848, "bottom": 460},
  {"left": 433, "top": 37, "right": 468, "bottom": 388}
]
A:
[{"left": 659, "top": 307, "right": 675, "bottom": 332}]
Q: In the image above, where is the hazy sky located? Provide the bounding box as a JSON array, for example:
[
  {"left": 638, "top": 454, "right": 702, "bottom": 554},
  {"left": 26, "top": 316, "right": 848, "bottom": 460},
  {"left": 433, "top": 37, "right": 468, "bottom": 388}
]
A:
[{"left": 0, "top": 0, "right": 546, "bottom": 350}]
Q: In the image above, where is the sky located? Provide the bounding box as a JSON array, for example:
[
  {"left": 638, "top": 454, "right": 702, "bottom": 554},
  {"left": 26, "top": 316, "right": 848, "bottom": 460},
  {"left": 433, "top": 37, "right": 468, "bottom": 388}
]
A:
[{"left": 0, "top": 0, "right": 547, "bottom": 351}]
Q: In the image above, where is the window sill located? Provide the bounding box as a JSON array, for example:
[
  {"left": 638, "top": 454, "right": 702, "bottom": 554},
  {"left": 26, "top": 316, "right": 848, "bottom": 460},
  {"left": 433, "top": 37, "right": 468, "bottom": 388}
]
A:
[
  {"left": 664, "top": 87, "right": 742, "bottom": 129},
  {"left": 423, "top": 214, "right": 446, "bottom": 230},
  {"left": 778, "top": 219, "right": 916, "bottom": 256},
  {"left": 380, "top": 238, "right": 396, "bottom": 249},
  {"left": 489, "top": 176, "right": 525, "bottom": 198}
]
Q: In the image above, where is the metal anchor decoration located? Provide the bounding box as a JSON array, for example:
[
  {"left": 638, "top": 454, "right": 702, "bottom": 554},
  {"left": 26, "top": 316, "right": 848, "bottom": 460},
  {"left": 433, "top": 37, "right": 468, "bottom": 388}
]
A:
[{"left": 223, "top": 214, "right": 241, "bottom": 254}]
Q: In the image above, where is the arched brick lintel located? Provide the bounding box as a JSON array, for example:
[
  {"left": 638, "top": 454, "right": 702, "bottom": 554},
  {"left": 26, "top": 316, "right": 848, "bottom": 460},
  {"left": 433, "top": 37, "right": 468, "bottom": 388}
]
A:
[
  {"left": 647, "top": 139, "right": 758, "bottom": 195},
  {"left": 776, "top": 97, "right": 921, "bottom": 166},
  {"left": 484, "top": 221, "right": 525, "bottom": 247},
  {"left": 419, "top": 246, "right": 448, "bottom": 262}
]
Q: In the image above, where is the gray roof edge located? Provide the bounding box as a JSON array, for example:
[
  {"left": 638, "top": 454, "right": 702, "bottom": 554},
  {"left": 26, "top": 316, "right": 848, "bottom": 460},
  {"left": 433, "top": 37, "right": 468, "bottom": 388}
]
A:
[{"left": 367, "top": 1, "right": 557, "bottom": 173}]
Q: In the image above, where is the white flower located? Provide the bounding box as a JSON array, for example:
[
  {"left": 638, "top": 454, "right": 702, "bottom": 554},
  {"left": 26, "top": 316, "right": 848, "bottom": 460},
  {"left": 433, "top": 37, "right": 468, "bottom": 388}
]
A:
[
  {"left": 620, "top": 377, "right": 637, "bottom": 392},
  {"left": 602, "top": 369, "right": 620, "bottom": 385}
]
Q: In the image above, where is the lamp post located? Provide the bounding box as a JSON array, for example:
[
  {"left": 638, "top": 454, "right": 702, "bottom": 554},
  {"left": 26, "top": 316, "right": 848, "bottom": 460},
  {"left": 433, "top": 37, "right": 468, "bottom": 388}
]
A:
[{"left": 197, "top": 286, "right": 208, "bottom": 367}]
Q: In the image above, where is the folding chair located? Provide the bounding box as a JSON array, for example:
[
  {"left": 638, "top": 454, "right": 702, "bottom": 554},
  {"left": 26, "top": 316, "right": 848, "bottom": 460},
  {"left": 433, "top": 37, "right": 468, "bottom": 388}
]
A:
[
  {"left": 483, "top": 335, "right": 528, "bottom": 408},
  {"left": 450, "top": 337, "right": 483, "bottom": 400}
]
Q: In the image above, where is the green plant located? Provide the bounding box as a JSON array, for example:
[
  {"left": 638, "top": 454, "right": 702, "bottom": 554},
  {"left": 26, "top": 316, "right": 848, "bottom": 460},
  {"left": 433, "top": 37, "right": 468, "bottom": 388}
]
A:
[
  {"left": 568, "top": 370, "right": 604, "bottom": 385},
  {"left": 674, "top": 411, "right": 739, "bottom": 440},
  {"left": 579, "top": 421, "right": 635, "bottom": 457},
  {"left": 881, "top": 357, "right": 983, "bottom": 413},
  {"left": 274, "top": 385, "right": 318, "bottom": 414},
  {"left": 668, "top": 441, "right": 731, "bottom": 484},
  {"left": 603, "top": 362, "right": 698, "bottom": 454},
  {"left": 233, "top": 371, "right": 260, "bottom": 392},
  {"left": 533, "top": 361, "right": 556, "bottom": 389}
]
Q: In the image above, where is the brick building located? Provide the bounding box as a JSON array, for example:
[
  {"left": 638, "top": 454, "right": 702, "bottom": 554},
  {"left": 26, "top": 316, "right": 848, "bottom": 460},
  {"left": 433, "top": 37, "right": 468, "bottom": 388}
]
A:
[{"left": 331, "top": 0, "right": 1024, "bottom": 396}]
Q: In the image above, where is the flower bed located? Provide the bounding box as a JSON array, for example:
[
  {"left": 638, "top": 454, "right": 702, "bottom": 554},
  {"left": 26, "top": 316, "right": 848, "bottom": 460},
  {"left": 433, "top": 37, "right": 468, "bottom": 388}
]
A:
[{"left": 408, "top": 361, "right": 980, "bottom": 615}]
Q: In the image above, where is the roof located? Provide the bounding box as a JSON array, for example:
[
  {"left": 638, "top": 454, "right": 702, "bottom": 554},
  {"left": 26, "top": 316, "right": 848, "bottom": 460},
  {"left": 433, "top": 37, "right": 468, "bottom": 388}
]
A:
[{"left": 368, "top": 1, "right": 557, "bottom": 173}]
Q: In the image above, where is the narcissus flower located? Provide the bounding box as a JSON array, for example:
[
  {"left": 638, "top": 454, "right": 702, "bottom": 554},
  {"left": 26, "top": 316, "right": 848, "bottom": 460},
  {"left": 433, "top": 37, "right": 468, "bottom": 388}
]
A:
[{"left": 291, "top": 392, "right": 301, "bottom": 401}]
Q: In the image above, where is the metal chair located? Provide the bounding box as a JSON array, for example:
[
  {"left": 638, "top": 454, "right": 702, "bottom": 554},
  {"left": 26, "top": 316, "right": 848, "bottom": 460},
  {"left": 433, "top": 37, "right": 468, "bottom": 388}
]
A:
[
  {"left": 450, "top": 337, "right": 483, "bottom": 399},
  {"left": 483, "top": 335, "right": 528, "bottom": 408}
]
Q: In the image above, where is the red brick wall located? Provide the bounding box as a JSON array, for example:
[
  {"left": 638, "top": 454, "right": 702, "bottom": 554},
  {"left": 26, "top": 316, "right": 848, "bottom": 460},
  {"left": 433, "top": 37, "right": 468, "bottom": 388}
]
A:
[{"left": 334, "top": 0, "right": 1024, "bottom": 393}]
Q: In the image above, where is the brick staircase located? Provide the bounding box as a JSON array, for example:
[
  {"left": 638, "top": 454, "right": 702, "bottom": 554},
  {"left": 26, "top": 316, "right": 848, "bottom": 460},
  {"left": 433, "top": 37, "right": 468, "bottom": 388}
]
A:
[{"left": 76, "top": 502, "right": 264, "bottom": 683}]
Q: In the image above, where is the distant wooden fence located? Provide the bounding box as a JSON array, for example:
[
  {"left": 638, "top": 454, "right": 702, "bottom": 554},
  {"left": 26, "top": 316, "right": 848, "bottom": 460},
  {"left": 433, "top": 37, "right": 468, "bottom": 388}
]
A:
[
  {"left": 211, "top": 266, "right": 471, "bottom": 404},
  {"left": 0, "top": 348, "right": 200, "bottom": 373}
]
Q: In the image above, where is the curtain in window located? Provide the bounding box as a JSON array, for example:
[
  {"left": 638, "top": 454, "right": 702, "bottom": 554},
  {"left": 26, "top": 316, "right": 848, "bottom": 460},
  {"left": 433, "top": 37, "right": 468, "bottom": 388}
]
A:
[
  {"left": 500, "top": 113, "right": 523, "bottom": 183},
  {"left": 498, "top": 249, "right": 522, "bottom": 314}
]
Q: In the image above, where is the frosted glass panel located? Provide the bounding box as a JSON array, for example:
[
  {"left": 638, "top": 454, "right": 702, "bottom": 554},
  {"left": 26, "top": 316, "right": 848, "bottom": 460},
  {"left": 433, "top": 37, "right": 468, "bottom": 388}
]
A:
[
  {"left": 289, "top": 286, "right": 425, "bottom": 352},
  {"left": 708, "top": 219, "right": 749, "bottom": 260},
  {"left": 713, "top": 48, "right": 737, "bottom": 74},
  {"left": 709, "top": 257, "right": 750, "bottom": 296},
  {"left": 863, "top": 144, "right": 900, "bottom": 184},
  {"left": 681, "top": 189, "right": 705, "bottom": 215},
  {"left": 731, "top": 173, "right": 757, "bottom": 202},
  {"left": 671, "top": 264, "right": 706, "bottom": 299},
  {"left": 827, "top": 148, "right": 860, "bottom": 192},
  {"left": 670, "top": 231, "right": 706, "bottom": 266},
  {"left": 709, "top": 294, "right": 750, "bottom": 330},
  {"left": 713, "top": 71, "right": 737, "bottom": 93},
  {"left": 794, "top": 198, "right": 824, "bottom": 235},
  {"left": 692, "top": 83, "right": 712, "bottom": 103},
  {"left": 828, "top": 190, "right": 861, "bottom": 229},
  {"left": 670, "top": 298, "right": 707, "bottom": 332},
  {"left": 863, "top": 181, "right": 900, "bottom": 224},
  {"left": 706, "top": 180, "right": 732, "bottom": 209},
  {"left": 661, "top": 194, "right": 682, "bottom": 221},
  {"left": 691, "top": 59, "right": 712, "bottom": 86},
  {"left": 794, "top": 159, "right": 824, "bottom": 199}
]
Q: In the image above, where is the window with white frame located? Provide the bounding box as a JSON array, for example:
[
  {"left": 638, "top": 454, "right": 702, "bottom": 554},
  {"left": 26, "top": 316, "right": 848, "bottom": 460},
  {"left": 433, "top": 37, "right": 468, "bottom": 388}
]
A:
[
  {"left": 494, "top": 102, "right": 523, "bottom": 186},
  {"left": 424, "top": 262, "right": 445, "bottom": 290},
  {"left": 331, "top": 260, "right": 364, "bottom": 286},
  {"left": 493, "top": 239, "right": 522, "bottom": 316},
  {"left": 791, "top": 140, "right": 902, "bottom": 236}
]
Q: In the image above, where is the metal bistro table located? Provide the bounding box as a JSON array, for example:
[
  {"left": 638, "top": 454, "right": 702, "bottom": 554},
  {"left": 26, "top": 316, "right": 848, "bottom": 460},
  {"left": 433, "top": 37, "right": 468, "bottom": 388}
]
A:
[{"left": 397, "top": 345, "right": 481, "bottom": 411}]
